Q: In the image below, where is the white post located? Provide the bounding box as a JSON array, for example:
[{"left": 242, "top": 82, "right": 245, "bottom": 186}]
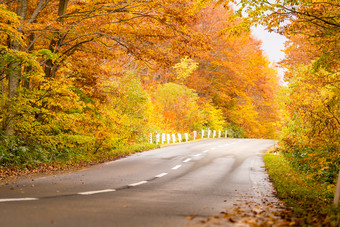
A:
[
  {"left": 172, "top": 134, "right": 176, "bottom": 143},
  {"left": 193, "top": 131, "right": 197, "bottom": 140},
  {"left": 150, "top": 133, "right": 153, "bottom": 144},
  {"left": 213, "top": 130, "right": 216, "bottom": 138},
  {"left": 162, "top": 133, "right": 166, "bottom": 144},
  {"left": 208, "top": 129, "right": 211, "bottom": 138},
  {"left": 218, "top": 130, "right": 221, "bottom": 138},
  {"left": 201, "top": 130, "right": 205, "bottom": 138},
  {"left": 184, "top": 133, "right": 189, "bottom": 142},
  {"left": 225, "top": 130, "right": 228, "bottom": 138},
  {"left": 156, "top": 133, "right": 160, "bottom": 144},
  {"left": 178, "top": 133, "right": 182, "bottom": 143},
  {"left": 167, "top": 134, "right": 171, "bottom": 144}
]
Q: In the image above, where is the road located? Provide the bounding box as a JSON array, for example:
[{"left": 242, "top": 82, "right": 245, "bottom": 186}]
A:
[{"left": 0, "top": 138, "right": 276, "bottom": 227}]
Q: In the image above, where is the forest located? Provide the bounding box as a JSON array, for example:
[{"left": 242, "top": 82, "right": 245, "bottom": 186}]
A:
[
  {"left": 0, "top": 0, "right": 280, "bottom": 173},
  {"left": 0, "top": 0, "right": 339, "bottom": 189}
]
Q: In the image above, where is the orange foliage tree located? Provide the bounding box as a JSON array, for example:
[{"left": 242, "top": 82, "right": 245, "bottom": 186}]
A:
[{"left": 185, "top": 3, "right": 280, "bottom": 138}]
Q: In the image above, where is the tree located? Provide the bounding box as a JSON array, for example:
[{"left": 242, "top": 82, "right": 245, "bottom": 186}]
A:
[
  {"left": 152, "top": 83, "right": 202, "bottom": 131},
  {"left": 185, "top": 2, "right": 281, "bottom": 138}
]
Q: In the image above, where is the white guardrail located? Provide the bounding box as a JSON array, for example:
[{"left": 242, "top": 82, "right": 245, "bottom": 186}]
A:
[{"left": 150, "top": 129, "right": 228, "bottom": 144}]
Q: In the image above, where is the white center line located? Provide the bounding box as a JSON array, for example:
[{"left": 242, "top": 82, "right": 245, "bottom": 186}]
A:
[
  {"left": 128, "top": 181, "right": 148, "bottom": 187},
  {"left": 78, "top": 189, "right": 116, "bottom": 195},
  {"left": 203, "top": 150, "right": 209, "bottom": 153},
  {"left": 183, "top": 158, "right": 191, "bottom": 163},
  {"left": 193, "top": 154, "right": 201, "bottom": 157},
  {"left": 0, "top": 198, "right": 38, "bottom": 202},
  {"left": 155, "top": 173, "right": 168, "bottom": 178},
  {"left": 172, "top": 165, "right": 182, "bottom": 170}
]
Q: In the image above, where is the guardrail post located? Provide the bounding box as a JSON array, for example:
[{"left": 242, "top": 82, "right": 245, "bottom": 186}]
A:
[
  {"left": 184, "top": 133, "right": 189, "bottom": 142},
  {"left": 167, "top": 134, "right": 171, "bottom": 144},
  {"left": 162, "top": 133, "right": 166, "bottom": 144},
  {"left": 156, "top": 133, "right": 160, "bottom": 144},
  {"left": 172, "top": 134, "right": 176, "bottom": 143}
]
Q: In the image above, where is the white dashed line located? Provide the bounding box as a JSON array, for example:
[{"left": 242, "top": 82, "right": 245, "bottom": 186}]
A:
[
  {"left": 155, "top": 173, "right": 168, "bottom": 178},
  {"left": 203, "top": 150, "right": 209, "bottom": 153},
  {"left": 211, "top": 147, "right": 216, "bottom": 150},
  {"left": 183, "top": 158, "right": 191, "bottom": 163},
  {"left": 218, "top": 146, "right": 223, "bottom": 148},
  {"left": 128, "top": 181, "right": 148, "bottom": 187},
  {"left": 78, "top": 189, "right": 116, "bottom": 195},
  {"left": 172, "top": 165, "right": 182, "bottom": 170},
  {"left": 193, "top": 154, "right": 201, "bottom": 157},
  {"left": 0, "top": 198, "right": 38, "bottom": 202}
]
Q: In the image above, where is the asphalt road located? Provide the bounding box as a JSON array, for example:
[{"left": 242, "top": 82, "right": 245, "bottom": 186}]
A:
[{"left": 0, "top": 138, "right": 276, "bottom": 227}]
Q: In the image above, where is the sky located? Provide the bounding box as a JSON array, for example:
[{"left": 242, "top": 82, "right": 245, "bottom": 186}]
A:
[
  {"left": 251, "top": 25, "right": 288, "bottom": 80},
  {"left": 251, "top": 25, "right": 287, "bottom": 64}
]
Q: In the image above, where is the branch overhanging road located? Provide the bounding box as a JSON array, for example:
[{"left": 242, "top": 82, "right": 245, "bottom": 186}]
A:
[{"left": 0, "top": 138, "right": 279, "bottom": 226}]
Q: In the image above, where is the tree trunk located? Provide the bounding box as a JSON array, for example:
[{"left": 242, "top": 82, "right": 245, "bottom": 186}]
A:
[
  {"left": 44, "top": 0, "right": 68, "bottom": 78},
  {"left": 4, "top": 0, "right": 28, "bottom": 135},
  {"left": 58, "top": 0, "right": 68, "bottom": 18},
  {"left": 334, "top": 170, "right": 340, "bottom": 207}
]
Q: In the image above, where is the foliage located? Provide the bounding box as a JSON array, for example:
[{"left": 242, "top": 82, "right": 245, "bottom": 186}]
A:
[
  {"left": 185, "top": 3, "right": 281, "bottom": 138},
  {"left": 264, "top": 152, "right": 340, "bottom": 226},
  {"left": 279, "top": 65, "right": 340, "bottom": 183},
  {"left": 152, "top": 83, "right": 202, "bottom": 132},
  {"left": 0, "top": 0, "right": 282, "bottom": 175},
  {"left": 173, "top": 56, "right": 199, "bottom": 82}
]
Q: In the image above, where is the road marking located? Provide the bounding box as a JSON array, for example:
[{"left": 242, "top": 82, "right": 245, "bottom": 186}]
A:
[
  {"left": 183, "top": 158, "right": 191, "bottom": 163},
  {"left": 0, "top": 198, "right": 38, "bottom": 202},
  {"left": 203, "top": 150, "right": 209, "bottom": 153},
  {"left": 78, "top": 189, "right": 116, "bottom": 195},
  {"left": 172, "top": 165, "right": 182, "bottom": 170},
  {"left": 218, "top": 145, "right": 223, "bottom": 148},
  {"left": 193, "top": 154, "right": 201, "bottom": 157},
  {"left": 128, "top": 181, "right": 148, "bottom": 187},
  {"left": 155, "top": 173, "right": 168, "bottom": 178},
  {"left": 211, "top": 147, "right": 216, "bottom": 150}
]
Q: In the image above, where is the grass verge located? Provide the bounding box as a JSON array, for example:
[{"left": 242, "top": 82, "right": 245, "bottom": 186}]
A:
[
  {"left": 0, "top": 142, "right": 159, "bottom": 179},
  {"left": 264, "top": 152, "right": 340, "bottom": 226}
]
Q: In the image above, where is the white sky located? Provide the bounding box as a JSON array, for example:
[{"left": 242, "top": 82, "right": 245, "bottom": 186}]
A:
[
  {"left": 251, "top": 25, "right": 287, "bottom": 64},
  {"left": 251, "top": 25, "right": 288, "bottom": 80}
]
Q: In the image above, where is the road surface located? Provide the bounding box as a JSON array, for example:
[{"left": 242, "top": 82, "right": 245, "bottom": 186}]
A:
[{"left": 0, "top": 138, "right": 276, "bottom": 226}]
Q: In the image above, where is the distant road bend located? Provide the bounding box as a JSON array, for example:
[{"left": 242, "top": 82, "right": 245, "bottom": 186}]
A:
[{"left": 0, "top": 138, "right": 276, "bottom": 227}]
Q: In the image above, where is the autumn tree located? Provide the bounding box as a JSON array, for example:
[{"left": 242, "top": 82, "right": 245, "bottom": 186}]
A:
[
  {"left": 223, "top": 0, "right": 339, "bottom": 186},
  {"left": 185, "top": 2, "right": 281, "bottom": 138}
]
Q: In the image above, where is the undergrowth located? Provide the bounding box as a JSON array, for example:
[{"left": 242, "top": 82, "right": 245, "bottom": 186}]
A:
[
  {"left": 0, "top": 134, "right": 159, "bottom": 178},
  {"left": 264, "top": 152, "right": 340, "bottom": 226}
]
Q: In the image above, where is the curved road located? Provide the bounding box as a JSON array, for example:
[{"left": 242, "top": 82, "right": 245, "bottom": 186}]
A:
[{"left": 0, "top": 138, "right": 275, "bottom": 226}]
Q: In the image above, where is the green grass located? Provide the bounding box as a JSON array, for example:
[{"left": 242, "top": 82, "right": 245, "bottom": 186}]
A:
[
  {"left": 264, "top": 152, "right": 340, "bottom": 226},
  {"left": 0, "top": 136, "right": 159, "bottom": 178}
]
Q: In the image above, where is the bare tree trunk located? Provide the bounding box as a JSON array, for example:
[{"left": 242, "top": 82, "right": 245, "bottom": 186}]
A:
[
  {"left": 5, "top": 0, "right": 28, "bottom": 135},
  {"left": 58, "top": 0, "right": 68, "bottom": 18},
  {"left": 1, "top": 75, "right": 4, "bottom": 107},
  {"left": 44, "top": 0, "right": 68, "bottom": 78},
  {"left": 334, "top": 170, "right": 340, "bottom": 207}
]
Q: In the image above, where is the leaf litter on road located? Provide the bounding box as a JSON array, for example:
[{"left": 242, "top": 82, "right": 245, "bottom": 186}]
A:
[{"left": 193, "top": 197, "right": 296, "bottom": 227}]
